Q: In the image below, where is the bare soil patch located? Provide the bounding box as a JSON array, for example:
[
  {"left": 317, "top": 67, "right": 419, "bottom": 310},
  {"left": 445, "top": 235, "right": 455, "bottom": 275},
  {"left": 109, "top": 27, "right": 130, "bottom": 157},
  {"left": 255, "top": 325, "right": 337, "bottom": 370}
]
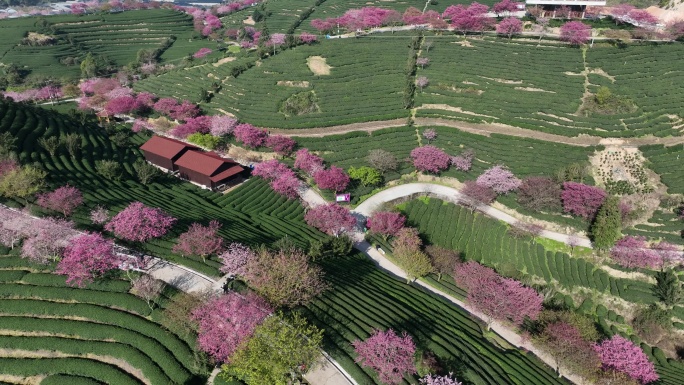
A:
[
  {"left": 307, "top": 56, "right": 331, "bottom": 75},
  {"left": 215, "top": 108, "right": 237, "bottom": 117},
  {"left": 452, "top": 40, "right": 473, "bottom": 47},
  {"left": 417, "top": 104, "right": 498, "bottom": 119},
  {"left": 479, "top": 76, "right": 524, "bottom": 85},
  {"left": 600, "top": 265, "right": 655, "bottom": 283},
  {"left": 277, "top": 80, "right": 310, "bottom": 88},
  {"left": 212, "top": 57, "right": 236, "bottom": 67},
  {"left": 0, "top": 375, "right": 44, "bottom": 384},
  {"left": 515, "top": 86, "right": 555, "bottom": 93},
  {"left": 243, "top": 16, "right": 255, "bottom": 25}
]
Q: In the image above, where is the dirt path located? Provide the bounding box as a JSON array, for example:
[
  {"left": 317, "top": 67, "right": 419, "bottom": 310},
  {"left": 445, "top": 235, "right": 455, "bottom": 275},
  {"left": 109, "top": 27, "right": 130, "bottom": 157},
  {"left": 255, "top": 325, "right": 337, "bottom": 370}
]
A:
[{"left": 269, "top": 117, "right": 684, "bottom": 147}]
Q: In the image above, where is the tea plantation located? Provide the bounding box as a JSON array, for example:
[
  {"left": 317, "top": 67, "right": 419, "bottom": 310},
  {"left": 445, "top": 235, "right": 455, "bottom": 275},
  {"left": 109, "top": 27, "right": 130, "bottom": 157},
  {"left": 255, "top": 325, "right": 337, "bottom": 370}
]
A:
[{"left": 0, "top": 251, "right": 208, "bottom": 384}]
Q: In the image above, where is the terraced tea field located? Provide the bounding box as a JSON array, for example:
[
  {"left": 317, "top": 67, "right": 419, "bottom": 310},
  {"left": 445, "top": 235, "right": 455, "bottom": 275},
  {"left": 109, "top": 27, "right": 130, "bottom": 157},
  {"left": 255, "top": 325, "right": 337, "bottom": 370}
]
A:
[
  {"left": 414, "top": 39, "right": 684, "bottom": 138},
  {"left": 206, "top": 37, "right": 409, "bottom": 128},
  {"left": 0, "top": 251, "right": 207, "bottom": 384}
]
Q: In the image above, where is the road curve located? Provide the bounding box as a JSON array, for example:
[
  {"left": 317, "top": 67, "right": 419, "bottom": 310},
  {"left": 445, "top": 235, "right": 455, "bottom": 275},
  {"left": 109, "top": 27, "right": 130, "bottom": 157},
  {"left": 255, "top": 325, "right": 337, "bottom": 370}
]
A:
[{"left": 352, "top": 182, "right": 593, "bottom": 248}]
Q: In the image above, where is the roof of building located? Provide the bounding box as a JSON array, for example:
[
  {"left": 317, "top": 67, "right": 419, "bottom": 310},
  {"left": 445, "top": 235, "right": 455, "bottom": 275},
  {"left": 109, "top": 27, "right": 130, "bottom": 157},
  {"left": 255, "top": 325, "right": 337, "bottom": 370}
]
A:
[
  {"left": 140, "top": 136, "right": 197, "bottom": 160},
  {"left": 174, "top": 149, "right": 244, "bottom": 182}
]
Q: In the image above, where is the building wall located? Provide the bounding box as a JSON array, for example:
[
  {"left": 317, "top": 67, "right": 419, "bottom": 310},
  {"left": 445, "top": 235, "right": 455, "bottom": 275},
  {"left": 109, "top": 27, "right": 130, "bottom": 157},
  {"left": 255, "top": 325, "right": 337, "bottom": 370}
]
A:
[
  {"left": 143, "top": 152, "right": 174, "bottom": 171},
  {"left": 177, "top": 166, "right": 213, "bottom": 188}
]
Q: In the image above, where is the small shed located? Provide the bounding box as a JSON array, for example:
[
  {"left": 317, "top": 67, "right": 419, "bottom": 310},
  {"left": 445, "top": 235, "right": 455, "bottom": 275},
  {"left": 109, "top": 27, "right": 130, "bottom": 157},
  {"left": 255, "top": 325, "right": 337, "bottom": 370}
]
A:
[
  {"left": 174, "top": 150, "right": 244, "bottom": 190},
  {"left": 139, "top": 136, "right": 198, "bottom": 172}
]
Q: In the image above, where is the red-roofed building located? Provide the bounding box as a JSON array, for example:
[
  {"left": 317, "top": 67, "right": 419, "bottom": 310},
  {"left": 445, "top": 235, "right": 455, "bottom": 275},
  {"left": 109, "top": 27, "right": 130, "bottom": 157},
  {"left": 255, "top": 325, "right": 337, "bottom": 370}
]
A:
[
  {"left": 174, "top": 150, "right": 244, "bottom": 190},
  {"left": 139, "top": 136, "right": 199, "bottom": 172}
]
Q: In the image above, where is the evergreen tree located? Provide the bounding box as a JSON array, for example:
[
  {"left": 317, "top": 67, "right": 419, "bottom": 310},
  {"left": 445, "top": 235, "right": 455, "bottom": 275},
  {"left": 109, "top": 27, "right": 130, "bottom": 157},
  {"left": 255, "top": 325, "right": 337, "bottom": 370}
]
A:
[
  {"left": 590, "top": 196, "right": 621, "bottom": 250},
  {"left": 653, "top": 269, "right": 682, "bottom": 307}
]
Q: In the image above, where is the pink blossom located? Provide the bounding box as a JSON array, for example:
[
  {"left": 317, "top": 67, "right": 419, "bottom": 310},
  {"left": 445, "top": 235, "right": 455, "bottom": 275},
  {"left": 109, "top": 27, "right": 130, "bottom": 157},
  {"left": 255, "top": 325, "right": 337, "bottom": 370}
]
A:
[
  {"left": 90, "top": 206, "right": 110, "bottom": 225},
  {"left": 21, "top": 217, "right": 77, "bottom": 264},
  {"left": 304, "top": 203, "right": 357, "bottom": 236},
  {"left": 610, "top": 236, "right": 662, "bottom": 269},
  {"left": 353, "top": 329, "right": 417, "bottom": 385},
  {"left": 173, "top": 220, "right": 223, "bottom": 259},
  {"left": 299, "top": 32, "right": 317, "bottom": 44},
  {"left": 492, "top": 0, "right": 522, "bottom": 16},
  {"left": 313, "top": 166, "right": 349, "bottom": 192},
  {"left": 193, "top": 48, "right": 213, "bottom": 59},
  {"left": 36, "top": 185, "right": 83, "bottom": 217},
  {"left": 191, "top": 293, "right": 272, "bottom": 363},
  {"left": 476, "top": 165, "right": 521, "bottom": 194},
  {"left": 252, "top": 159, "right": 291, "bottom": 181},
  {"left": 294, "top": 148, "right": 324, "bottom": 176},
  {"left": 265, "top": 135, "right": 296, "bottom": 156},
  {"left": 420, "top": 374, "right": 462, "bottom": 385},
  {"left": 105, "top": 202, "right": 176, "bottom": 242},
  {"left": 56, "top": 232, "right": 120, "bottom": 287},
  {"left": 450, "top": 150, "right": 474, "bottom": 172},
  {"left": 561, "top": 182, "right": 607, "bottom": 220},
  {"left": 366, "top": 212, "right": 405, "bottom": 238},
  {"left": 496, "top": 17, "right": 523, "bottom": 38},
  {"left": 443, "top": 3, "right": 494, "bottom": 35},
  {"left": 104, "top": 96, "right": 141, "bottom": 115},
  {"left": 219, "top": 242, "right": 254, "bottom": 276},
  {"left": 560, "top": 21, "right": 592, "bottom": 45},
  {"left": 594, "top": 335, "right": 659, "bottom": 384},
  {"left": 210, "top": 115, "right": 237, "bottom": 137},
  {"left": 233, "top": 123, "right": 267, "bottom": 148},
  {"left": 270, "top": 173, "right": 301, "bottom": 199},
  {"left": 410, "top": 145, "right": 450, "bottom": 173}
]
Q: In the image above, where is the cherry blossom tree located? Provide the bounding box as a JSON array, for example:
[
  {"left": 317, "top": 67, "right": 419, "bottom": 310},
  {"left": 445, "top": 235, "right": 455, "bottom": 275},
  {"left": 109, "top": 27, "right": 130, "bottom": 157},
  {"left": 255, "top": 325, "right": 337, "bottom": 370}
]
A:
[
  {"left": 420, "top": 374, "right": 462, "bottom": 385},
  {"left": 0, "top": 158, "right": 19, "bottom": 178},
  {"left": 210, "top": 115, "right": 237, "bottom": 137},
  {"left": 450, "top": 149, "right": 474, "bottom": 172},
  {"left": 403, "top": 7, "right": 426, "bottom": 25},
  {"left": 627, "top": 9, "right": 658, "bottom": 28},
  {"left": 21, "top": 217, "right": 77, "bottom": 264},
  {"left": 653, "top": 241, "right": 682, "bottom": 267},
  {"left": 131, "top": 275, "right": 165, "bottom": 310},
  {"left": 443, "top": 3, "right": 493, "bottom": 36},
  {"left": 367, "top": 211, "right": 406, "bottom": 240},
  {"left": 610, "top": 4, "right": 636, "bottom": 25},
  {"left": 313, "top": 166, "right": 349, "bottom": 192},
  {"left": 173, "top": 220, "right": 224, "bottom": 261},
  {"left": 56, "top": 232, "right": 120, "bottom": 287},
  {"left": 243, "top": 247, "right": 328, "bottom": 307},
  {"left": 476, "top": 165, "right": 521, "bottom": 194},
  {"left": 191, "top": 292, "right": 272, "bottom": 363},
  {"left": 540, "top": 321, "right": 601, "bottom": 378},
  {"left": 610, "top": 236, "right": 660, "bottom": 269},
  {"left": 233, "top": 123, "right": 268, "bottom": 148},
  {"left": 493, "top": 0, "right": 521, "bottom": 16},
  {"left": 268, "top": 33, "right": 286, "bottom": 55},
  {"left": 561, "top": 182, "right": 607, "bottom": 220},
  {"left": 416, "top": 57, "right": 430, "bottom": 69},
  {"left": 294, "top": 148, "right": 324, "bottom": 176},
  {"left": 104, "top": 96, "right": 141, "bottom": 115},
  {"left": 594, "top": 335, "right": 659, "bottom": 384},
  {"left": 416, "top": 76, "right": 429, "bottom": 92},
  {"left": 462, "top": 180, "right": 496, "bottom": 204},
  {"left": 105, "top": 202, "right": 176, "bottom": 242},
  {"left": 410, "top": 146, "right": 450, "bottom": 174},
  {"left": 496, "top": 17, "right": 523, "bottom": 39},
  {"left": 299, "top": 32, "right": 318, "bottom": 44},
  {"left": 270, "top": 173, "right": 301, "bottom": 199},
  {"left": 253, "top": 159, "right": 291, "bottom": 181},
  {"left": 422, "top": 128, "right": 437, "bottom": 144},
  {"left": 219, "top": 242, "right": 254, "bottom": 276},
  {"left": 353, "top": 329, "right": 417, "bottom": 385},
  {"left": 391, "top": 227, "right": 423, "bottom": 254},
  {"left": 193, "top": 48, "right": 213, "bottom": 59},
  {"left": 36, "top": 185, "right": 83, "bottom": 217},
  {"left": 90, "top": 206, "right": 110, "bottom": 225},
  {"left": 454, "top": 261, "right": 543, "bottom": 329},
  {"left": 265, "top": 135, "right": 296, "bottom": 156},
  {"left": 304, "top": 203, "right": 357, "bottom": 236},
  {"left": 560, "top": 21, "right": 592, "bottom": 45}
]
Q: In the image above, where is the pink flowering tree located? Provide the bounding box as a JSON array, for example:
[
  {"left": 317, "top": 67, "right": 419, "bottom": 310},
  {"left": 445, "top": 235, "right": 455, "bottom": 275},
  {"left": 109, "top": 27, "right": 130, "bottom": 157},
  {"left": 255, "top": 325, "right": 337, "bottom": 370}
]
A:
[
  {"left": 36, "top": 185, "right": 83, "bottom": 217},
  {"left": 416, "top": 57, "right": 430, "bottom": 69},
  {"left": 610, "top": 4, "right": 635, "bottom": 24},
  {"left": 304, "top": 203, "right": 357, "bottom": 237},
  {"left": 193, "top": 48, "right": 213, "bottom": 59},
  {"left": 420, "top": 374, "right": 462, "bottom": 385},
  {"left": 561, "top": 182, "right": 607, "bottom": 220},
  {"left": 610, "top": 236, "right": 661, "bottom": 269},
  {"left": 233, "top": 123, "right": 268, "bottom": 148},
  {"left": 594, "top": 335, "right": 659, "bottom": 384},
  {"left": 454, "top": 261, "right": 543, "bottom": 329},
  {"left": 21, "top": 217, "right": 77, "bottom": 264},
  {"left": 496, "top": 17, "right": 523, "bottom": 39},
  {"left": 173, "top": 221, "right": 224, "bottom": 261},
  {"left": 252, "top": 159, "right": 291, "bottom": 181},
  {"left": 367, "top": 211, "right": 406, "bottom": 240},
  {"left": 270, "top": 173, "right": 302, "bottom": 199},
  {"left": 450, "top": 149, "right": 474, "bottom": 172},
  {"left": 266, "top": 135, "right": 296, "bottom": 156},
  {"left": 191, "top": 293, "right": 272, "bottom": 363},
  {"left": 560, "top": 21, "right": 592, "bottom": 45},
  {"left": 653, "top": 241, "right": 682, "bottom": 267},
  {"left": 443, "top": 3, "right": 493, "bottom": 36},
  {"left": 410, "top": 145, "right": 450, "bottom": 174},
  {"left": 627, "top": 9, "right": 659, "bottom": 28},
  {"left": 462, "top": 180, "right": 496, "bottom": 204},
  {"left": 353, "top": 329, "right": 417, "bottom": 385},
  {"left": 416, "top": 76, "right": 429, "bottom": 92},
  {"left": 210, "top": 115, "right": 237, "bottom": 137},
  {"left": 56, "top": 232, "right": 120, "bottom": 287},
  {"left": 105, "top": 202, "right": 176, "bottom": 242},
  {"left": 299, "top": 32, "right": 318, "bottom": 44},
  {"left": 90, "top": 206, "right": 110, "bottom": 225},
  {"left": 219, "top": 242, "right": 254, "bottom": 276},
  {"left": 313, "top": 166, "right": 349, "bottom": 192},
  {"left": 476, "top": 165, "right": 521, "bottom": 194},
  {"left": 422, "top": 128, "right": 437, "bottom": 144},
  {"left": 268, "top": 33, "right": 286, "bottom": 55},
  {"left": 493, "top": 0, "right": 522, "bottom": 16},
  {"left": 104, "top": 96, "right": 141, "bottom": 115},
  {"left": 294, "top": 148, "right": 324, "bottom": 176}
]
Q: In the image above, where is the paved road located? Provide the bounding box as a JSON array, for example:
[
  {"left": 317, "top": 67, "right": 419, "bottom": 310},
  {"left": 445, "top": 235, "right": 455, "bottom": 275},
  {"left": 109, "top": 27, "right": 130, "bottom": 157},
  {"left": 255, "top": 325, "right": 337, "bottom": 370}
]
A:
[{"left": 354, "top": 183, "right": 593, "bottom": 248}]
